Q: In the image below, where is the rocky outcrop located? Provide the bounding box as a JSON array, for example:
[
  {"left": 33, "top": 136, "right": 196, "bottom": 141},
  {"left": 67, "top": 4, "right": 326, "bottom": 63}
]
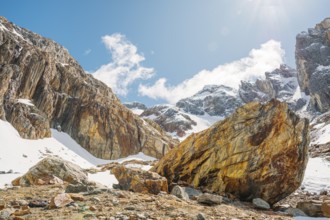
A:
[
  {"left": 0, "top": 16, "right": 176, "bottom": 159},
  {"left": 296, "top": 18, "right": 330, "bottom": 112},
  {"left": 152, "top": 100, "right": 309, "bottom": 205},
  {"left": 176, "top": 85, "right": 243, "bottom": 117},
  {"left": 239, "top": 64, "right": 305, "bottom": 111},
  {"left": 141, "top": 105, "right": 197, "bottom": 138},
  {"left": 111, "top": 165, "right": 168, "bottom": 194},
  {"left": 12, "top": 156, "right": 89, "bottom": 186}
]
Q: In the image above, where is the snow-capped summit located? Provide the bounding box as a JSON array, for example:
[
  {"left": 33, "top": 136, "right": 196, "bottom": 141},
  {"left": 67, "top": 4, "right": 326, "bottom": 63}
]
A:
[{"left": 176, "top": 84, "right": 243, "bottom": 117}]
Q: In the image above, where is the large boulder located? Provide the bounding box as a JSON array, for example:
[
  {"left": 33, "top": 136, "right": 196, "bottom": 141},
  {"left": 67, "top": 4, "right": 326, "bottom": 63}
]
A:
[
  {"left": 111, "top": 165, "right": 168, "bottom": 194},
  {"left": 152, "top": 100, "right": 309, "bottom": 205},
  {"left": 0, "top": 16, "right": 177, "bottom": 159},
  {"left": 12, "top": 156, "right": 89, "bottom": 186}
]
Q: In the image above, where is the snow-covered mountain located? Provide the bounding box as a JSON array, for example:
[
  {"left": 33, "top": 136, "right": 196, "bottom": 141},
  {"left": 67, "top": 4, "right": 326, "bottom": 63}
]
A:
[{"left": 131, "top": 64, "right": 309, "bottom": 140}]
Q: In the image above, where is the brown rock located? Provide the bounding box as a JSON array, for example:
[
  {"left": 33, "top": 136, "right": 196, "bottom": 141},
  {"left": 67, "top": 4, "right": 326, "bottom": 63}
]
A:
[
  {"left": 321, "top": 200, "right": 330, "bottom": 217},
  {"left": 12, "top": 156, "right": 88, "bottom": 186},
  {"left": 0, "top": 16, "right": 177, "bottom": 159},
  {"left": 12, "top": 206, "right": 31, "bottom": 216},
  {"left": 49, "top": 193, "right": 73, "bottom": 209},
  {"left": 89, "top": 205, "right": 97, "bottom": 211},
  {"left": 297, "top": 200, "right": 323, "bottom": 217},
  {"left": 68, "top": 193, "right": 85, "bottom": 201},
  {"left": 112, "top": 165, "right": 168, "bottom": 194},
  {"left": 152, "top": 100, "right": 309, "bottom": 205}
]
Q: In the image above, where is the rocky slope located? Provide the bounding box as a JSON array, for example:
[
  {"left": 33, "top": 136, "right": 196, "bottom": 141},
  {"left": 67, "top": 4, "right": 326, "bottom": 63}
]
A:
[
  {"left": 296, "top": 17, "right": 330, "bottom": 113},
  {"left": 153, "top": 100, "right": 309, "bottom": 205},
  {"left": 0, "top": 16, "right": 177, "bottom": 159}
]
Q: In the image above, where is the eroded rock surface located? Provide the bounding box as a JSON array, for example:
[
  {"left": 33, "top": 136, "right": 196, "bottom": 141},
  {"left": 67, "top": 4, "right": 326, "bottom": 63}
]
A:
[
  {"left": 153, "top": 100, "right": 309, "bottom": 205},
  {"left": 296, "top": 17, "right": 330, "bottom": 112},
  {"left": 0, "top": 16, "right": 176, "bottom": 159}
]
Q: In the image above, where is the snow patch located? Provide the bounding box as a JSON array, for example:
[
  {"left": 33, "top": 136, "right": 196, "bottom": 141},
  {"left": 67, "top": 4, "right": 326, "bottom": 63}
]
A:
[
  {"left": 17, "top": 99, "right": 34, "bottom": 106},
  {"left": 301, "top": 157, "right": 330, "bottom": 193},
  {"left": 0, "top": 120, "right": 155, "bottom": 188}
]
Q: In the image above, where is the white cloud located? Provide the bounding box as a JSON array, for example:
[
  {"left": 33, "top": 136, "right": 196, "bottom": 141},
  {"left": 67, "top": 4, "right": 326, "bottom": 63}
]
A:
[
  {"left": 92, "top": 33, "right": 154, "bottom": 96},
  {"left": 139, "top": 40, "right": 284, "bottom": 104}
]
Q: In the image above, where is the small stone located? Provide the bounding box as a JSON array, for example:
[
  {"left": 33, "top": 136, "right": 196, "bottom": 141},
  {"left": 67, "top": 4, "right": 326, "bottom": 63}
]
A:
[
  {"left": 197, "top": 193, "right": 223, "bottom": 205},
  {"left": 124, "top": 206, "right": 135, "bottom": 210},
  {"left": 68, "top": 193, "right": 85, "bottom": 201},
  {"left": 28, "top": 200, "right": 48, "bottom": 208},
  {"left": 91, "top": 197, "right": 101, "bottom": 203},
  {"left": 65, "top": 183, "right": 93, "bottom": 193},
  {"left": 197, "top": 212, "right": 206, "bottom": 220},
  {"left": 12, "top": 207, "right": 31, "bottom": 216},
  {"left": 89, "top": 205, "right": 97, "bottom": 211},
  {"left": 0, "top": 199, "right": 6, "bottom": 211},
  {"left": 171, "top": 185, "right": 189, "bottom": 200},
  {"left": 252, "top": 198, "right": 270, "bottom": 210},
  {"left": 49, "top": 193, "right": 74, "bottom": 209}
]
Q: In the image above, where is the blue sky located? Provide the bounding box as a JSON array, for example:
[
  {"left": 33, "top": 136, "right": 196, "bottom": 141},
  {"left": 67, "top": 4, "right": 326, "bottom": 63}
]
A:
[{"left": 1, "top": 0, "right": 329, "bottom": 106}]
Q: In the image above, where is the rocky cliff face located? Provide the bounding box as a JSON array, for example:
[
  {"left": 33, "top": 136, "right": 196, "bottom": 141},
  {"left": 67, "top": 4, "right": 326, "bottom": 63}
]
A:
[
  {"left": 152, "top": 100, "right": 309, "bottom": 205},
  {"left": 239, "top": 64, "right": 306, "bottom": 111},
  {"left": 0, "top": 16, "right": 177, "bottom": 159},
  {"left": 296, "top": 18, "right": 330, "bottom": 113}
]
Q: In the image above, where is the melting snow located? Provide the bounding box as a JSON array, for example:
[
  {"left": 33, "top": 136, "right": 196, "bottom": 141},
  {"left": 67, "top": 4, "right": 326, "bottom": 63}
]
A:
[{"left": 0, "top": 120, "right": 155, "bottom": 188}]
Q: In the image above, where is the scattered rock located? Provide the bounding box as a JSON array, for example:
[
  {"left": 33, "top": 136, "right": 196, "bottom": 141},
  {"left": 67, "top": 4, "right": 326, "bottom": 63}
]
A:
[
  {"left": 12, "top": 156, "right": 89, "bottom": 186},
  {"left": 12, "top": 206, "right": 31, "bottom": 216},
  {"left": 111, "top": 165, "right": 168, "bottom": 194},
  {"left": 68, "top": 193, "right": 85, "bottom": 201},
  {"left": 297, "top": 200, "right": 323, "bottom": 217},
  {"left": 153, "top": 100, "right": 309, "bottom": 205},
  {"left": 171, "top": 185, "right": 189, "bottom": 200},
  {"left": 65, "top": 183, "right": 93, "bottom": 193},
  {"left": 0, "top": 208, "right": 13, "bottom": 220},
  {"left": 183, "top": 187, "right": 202, "bottom": 200},
  {"left": 49, "top": 193, "right": 74, "bottom": 209},
  {"left": 197, "top": 193, "right": 223, "bottom": 205},
  {"left": 252, "top": 198, "right": 270, "bottom": 210},
  {"left": 28, "top": 200, "right": 48, "bottom": 208},
  {"left": 0, "top": 200, "right": 5, "bottom": 211},
  {"left": 89, "top": 205, "right": 97, "bottom": 211},
  {"left": 283, "top": 207, "right": 307, "bottom": 217},
  {"left": 197, "top": 212, "right": 206, "bottom": 220}
]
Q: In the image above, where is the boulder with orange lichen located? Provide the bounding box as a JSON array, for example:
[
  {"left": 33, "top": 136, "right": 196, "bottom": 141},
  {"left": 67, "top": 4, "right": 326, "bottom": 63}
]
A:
[{"left": 152, "top": 100, "right": 309, "bottom": 205}]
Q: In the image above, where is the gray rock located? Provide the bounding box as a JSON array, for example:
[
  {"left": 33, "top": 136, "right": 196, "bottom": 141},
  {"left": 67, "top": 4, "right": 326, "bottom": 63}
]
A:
[
  {"left": 65, "top": 183, "right": 95, "bottom": 193},
  {"left": 0, "top": 208, "right": 13, "bottom": 220},
  {"left": 183, "top": 187, "right": 202, "bottom": 199},
  {"left": 197, "top": 193, "right": 223, "bottom": 205},
  {"left": 252, "top": 198, "right": 270, "bottom": 210},
  {"left": 124, "top": 102, "right": 147, "bottom": 111},
  {"left": 283, "top": 207, "right": 307, "bottom": 217},
  {"left": 197, "top": 213, "right": 206, "bottom": 220},
  {"left": 171, "top": 185, "right": 189, "bottom": 200},
  {"left": 296, "top": 17, "right": 330, "bottom": 113}
]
